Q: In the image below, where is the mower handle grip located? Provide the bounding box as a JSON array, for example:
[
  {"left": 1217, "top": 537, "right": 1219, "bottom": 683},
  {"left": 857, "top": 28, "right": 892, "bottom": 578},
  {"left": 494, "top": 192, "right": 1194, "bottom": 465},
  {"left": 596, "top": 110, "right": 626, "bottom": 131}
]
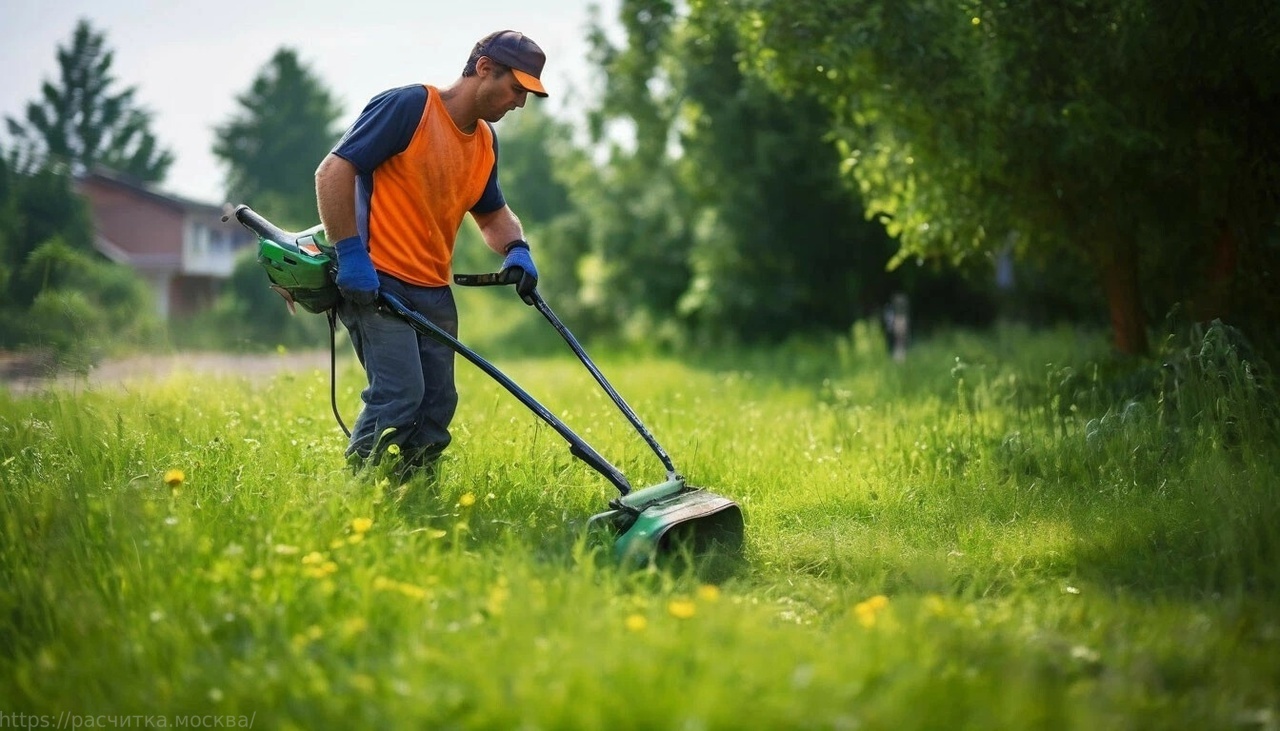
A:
[
  {"left": 226, "top": 204, "right": 303, "bottom": 254},
  {"left": 453, "top": 270, "right": 520, "bottom": 287}
]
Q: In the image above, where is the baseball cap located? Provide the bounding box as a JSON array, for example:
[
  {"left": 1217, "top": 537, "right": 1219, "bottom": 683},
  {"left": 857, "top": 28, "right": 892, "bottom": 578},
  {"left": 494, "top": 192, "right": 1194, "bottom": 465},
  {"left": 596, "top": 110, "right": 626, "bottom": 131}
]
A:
[{"left": 476, "top": 30, "right": 548, "bottom": 97}]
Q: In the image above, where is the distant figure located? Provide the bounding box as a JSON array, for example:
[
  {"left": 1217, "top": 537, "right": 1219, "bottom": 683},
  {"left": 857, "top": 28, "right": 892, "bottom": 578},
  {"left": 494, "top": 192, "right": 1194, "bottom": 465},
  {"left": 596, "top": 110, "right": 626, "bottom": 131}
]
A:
[{"left": 884, "top": 293, "right": 910, "bottom": 363}]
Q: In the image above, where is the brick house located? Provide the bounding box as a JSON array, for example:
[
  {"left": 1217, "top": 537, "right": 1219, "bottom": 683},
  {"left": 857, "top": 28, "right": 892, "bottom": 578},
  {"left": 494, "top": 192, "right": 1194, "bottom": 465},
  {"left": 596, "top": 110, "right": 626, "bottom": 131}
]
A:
[{"left": 76, "top": 168, "right": 255, "bottom": 319}]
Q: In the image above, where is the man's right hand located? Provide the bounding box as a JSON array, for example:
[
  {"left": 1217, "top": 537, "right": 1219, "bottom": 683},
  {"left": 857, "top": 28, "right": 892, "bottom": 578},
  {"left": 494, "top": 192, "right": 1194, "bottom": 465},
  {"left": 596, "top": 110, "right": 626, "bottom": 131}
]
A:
[{"left": 334, "top": 236, "right": 379, "bottom": 306}]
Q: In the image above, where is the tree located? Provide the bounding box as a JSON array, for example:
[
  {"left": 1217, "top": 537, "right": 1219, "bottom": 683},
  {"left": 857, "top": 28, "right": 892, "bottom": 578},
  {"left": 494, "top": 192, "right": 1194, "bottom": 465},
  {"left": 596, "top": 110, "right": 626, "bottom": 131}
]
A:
[
  {"left": 568, "top": 0, "right": 990, "bottom": 344},
  {"left": 0, "top": 149, "right": 158, "bottom": 361},
  {"left": 0, "top": 150, "right": 94, "bottom": 322},
  {"left": 213, "top": 48, "right": 344, "bottom": 229},
  {"left": 5, "top": 19, "right": 173, "bottom": 182},
  {"left": 578, "top": 0, "right": 700, "bottom": 332},
  {"left": 672, "top": 5, "right": 904, "bottom": 340},
  {"left": 736, "top": 0, "right": 1280, "bottom": 355}
]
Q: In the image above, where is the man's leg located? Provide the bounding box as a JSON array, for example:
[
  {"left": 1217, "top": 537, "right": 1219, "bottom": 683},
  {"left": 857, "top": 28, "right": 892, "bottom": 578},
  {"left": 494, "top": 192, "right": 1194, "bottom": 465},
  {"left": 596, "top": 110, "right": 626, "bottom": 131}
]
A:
[
  {"left": 337, "top": 294, "right": 425, "bottom": 464},
  {"left": 384, "top": 281, "right": 459, "bottom": 477}
]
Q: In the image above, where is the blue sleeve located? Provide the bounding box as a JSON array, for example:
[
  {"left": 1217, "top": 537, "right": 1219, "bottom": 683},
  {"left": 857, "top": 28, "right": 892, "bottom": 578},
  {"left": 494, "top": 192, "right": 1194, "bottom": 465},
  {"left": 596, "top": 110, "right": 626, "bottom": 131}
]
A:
[
  {"left": 471, "top": 121, "right": 507, "bottom": 214},
  {"left": 332, "top": 85, "right": 427, "bottom": 174}
]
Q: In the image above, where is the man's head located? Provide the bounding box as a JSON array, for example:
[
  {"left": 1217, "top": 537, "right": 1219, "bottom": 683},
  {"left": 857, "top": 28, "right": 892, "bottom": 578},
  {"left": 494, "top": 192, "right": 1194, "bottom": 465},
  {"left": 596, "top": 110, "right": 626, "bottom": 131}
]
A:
[{"left": 465, "top": 30, "right": 548, "bottom": 98}]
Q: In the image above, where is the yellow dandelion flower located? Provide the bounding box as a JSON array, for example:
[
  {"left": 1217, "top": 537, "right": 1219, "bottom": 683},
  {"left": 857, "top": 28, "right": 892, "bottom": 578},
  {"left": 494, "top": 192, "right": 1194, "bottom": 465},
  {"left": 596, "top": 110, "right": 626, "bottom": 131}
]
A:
[
  {"left": 923, "top": 594, "right": 948, "bottom": 616},
  {"left": 625, "top": 614, "right": 648, "bottom": 632},
  {"left": 855, "top": 607, "right": 877, "bottom": 627},
  {"left": 397, "top": 583, "right": 427, "bottom": 600},
  {"left": 697, "top": 585, "right": 721, "bottom": 602},
  {"left": 163, "top": 469, "right": 184, "bottom": 488},
  {"left": 854, "top": 594, "right": 890, "bottom": 628},
  {"left": 351, "top": 517, "right": 374, "bottom": 534},
  {"left": 302, "top": 560, "right": 338, "bottom": 579},
  {"left": 341, "top": 617, "right": 369, "bottom": 638},
  {"left": 386, "top": 444, "right": 401, "bottom": 456},
  {"left": 667, "top": 599, "right": 697, "bottom": 619},
  {"left": 301, "top": 551, "right": 326, "bottom": 565},
  {"left": 350, "top": 674, "right": 376, "bottom": 694},
  {"left": 486, "top": 582, "right": 510, "bottom": 616}
]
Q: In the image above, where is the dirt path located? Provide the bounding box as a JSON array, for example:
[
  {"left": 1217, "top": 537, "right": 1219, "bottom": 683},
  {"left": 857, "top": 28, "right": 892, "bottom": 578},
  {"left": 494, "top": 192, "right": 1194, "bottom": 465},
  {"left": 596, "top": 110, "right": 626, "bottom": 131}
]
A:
[{"left": 0, "top": 350, "right": 333, "bottom": 394}]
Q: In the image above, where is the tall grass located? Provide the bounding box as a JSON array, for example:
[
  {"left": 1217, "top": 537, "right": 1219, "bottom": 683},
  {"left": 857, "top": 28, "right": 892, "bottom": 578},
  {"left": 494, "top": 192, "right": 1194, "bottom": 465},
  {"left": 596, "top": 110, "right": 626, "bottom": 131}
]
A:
[{"left": 1, "top": 321, "right": 1276, "bottom": 729}]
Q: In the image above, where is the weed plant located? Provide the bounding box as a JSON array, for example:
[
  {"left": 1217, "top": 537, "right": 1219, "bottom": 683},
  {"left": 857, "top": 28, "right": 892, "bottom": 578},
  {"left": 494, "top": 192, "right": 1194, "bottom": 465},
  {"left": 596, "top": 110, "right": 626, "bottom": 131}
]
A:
[{"left": 0, "top": 321, "right": 1276, "bottom": 729}]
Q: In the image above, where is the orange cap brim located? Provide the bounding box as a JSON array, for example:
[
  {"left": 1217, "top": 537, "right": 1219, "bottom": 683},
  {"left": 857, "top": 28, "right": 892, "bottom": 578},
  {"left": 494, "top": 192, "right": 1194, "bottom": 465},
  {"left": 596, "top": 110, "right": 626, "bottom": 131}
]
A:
[{"left": 511, "top": 68, "right": 548, "bottom": 97}]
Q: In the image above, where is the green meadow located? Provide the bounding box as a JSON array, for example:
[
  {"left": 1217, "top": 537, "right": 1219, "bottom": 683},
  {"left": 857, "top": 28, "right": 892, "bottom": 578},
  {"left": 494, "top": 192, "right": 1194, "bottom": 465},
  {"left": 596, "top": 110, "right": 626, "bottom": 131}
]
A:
[{"left": 1, "top": 320, "right": 1277, "bottom": 729}]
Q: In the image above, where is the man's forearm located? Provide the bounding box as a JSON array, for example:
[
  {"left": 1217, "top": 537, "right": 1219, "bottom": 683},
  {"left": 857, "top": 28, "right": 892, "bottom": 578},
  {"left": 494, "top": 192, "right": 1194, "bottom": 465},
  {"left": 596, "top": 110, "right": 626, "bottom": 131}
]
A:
[
  {"left": 472, "top": 206, "right": 526, "bottom": 255},
  {"left": 315, "top": 154, "right": 359, "bottom": 242}
]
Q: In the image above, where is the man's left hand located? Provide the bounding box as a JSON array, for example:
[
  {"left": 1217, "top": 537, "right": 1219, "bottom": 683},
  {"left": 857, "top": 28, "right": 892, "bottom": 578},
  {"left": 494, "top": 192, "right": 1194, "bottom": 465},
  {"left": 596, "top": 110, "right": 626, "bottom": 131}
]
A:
[{"left": 501, "top": 240, "right": 538, "bottom": 305}]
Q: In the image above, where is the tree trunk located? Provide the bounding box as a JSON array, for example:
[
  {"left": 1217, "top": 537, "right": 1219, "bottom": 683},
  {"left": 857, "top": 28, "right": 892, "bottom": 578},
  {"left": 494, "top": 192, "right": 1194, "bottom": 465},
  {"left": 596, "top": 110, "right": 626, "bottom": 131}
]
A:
[
  {"left": 1188, "top": 220, "right": 1237, "bottom": 323},
  {"left": 1098, "top": 240, "right": 1149, "bottom": 356}
]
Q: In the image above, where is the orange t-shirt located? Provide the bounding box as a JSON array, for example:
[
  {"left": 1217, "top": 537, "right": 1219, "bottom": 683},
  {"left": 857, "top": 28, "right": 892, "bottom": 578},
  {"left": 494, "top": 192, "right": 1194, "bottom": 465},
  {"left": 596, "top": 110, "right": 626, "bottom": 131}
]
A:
[{"left": 332, "top": 84, "right": 503, "bottom": 287}]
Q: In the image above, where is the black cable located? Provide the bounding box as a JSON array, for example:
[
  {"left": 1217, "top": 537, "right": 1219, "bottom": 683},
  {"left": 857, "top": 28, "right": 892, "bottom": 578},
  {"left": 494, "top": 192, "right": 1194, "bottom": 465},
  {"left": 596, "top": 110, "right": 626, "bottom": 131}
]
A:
[{"left": 327, "top": 308, "right": 351, "bottom": 437}]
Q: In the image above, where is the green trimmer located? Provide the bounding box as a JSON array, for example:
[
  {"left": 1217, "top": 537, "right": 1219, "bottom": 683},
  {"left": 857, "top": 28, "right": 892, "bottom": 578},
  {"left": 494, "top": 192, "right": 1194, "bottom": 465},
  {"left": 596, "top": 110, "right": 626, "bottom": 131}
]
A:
[{"left": 228, "top": 204, "right": 745, "bottom": 566}]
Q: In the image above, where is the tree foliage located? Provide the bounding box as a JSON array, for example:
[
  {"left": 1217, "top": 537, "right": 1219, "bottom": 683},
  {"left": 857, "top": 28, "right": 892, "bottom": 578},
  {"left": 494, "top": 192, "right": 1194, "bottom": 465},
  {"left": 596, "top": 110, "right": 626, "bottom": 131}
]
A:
[
  {"left": 0, "top": 152, "right": 158, "bottom": 364},
  {"left": 735, "top": 0, "right": 1280, "bottom": 354},
  {"left": 577, "top": 0, "right": 700, "bottom": 336},
  {"left": 4, "top": 19, "right": 173, "bottom": 182},
  {"left": 559, "top": 0, "right": 988, "bottom": 345},
  {"left": 673, "top": 4, "right": 903, "bottom": 339},
  {"left": 213, "top": 48, "right": 344, "bottom": 229},
  {"left": 0, "top": 153, "right": 93, "bottom": 321}
]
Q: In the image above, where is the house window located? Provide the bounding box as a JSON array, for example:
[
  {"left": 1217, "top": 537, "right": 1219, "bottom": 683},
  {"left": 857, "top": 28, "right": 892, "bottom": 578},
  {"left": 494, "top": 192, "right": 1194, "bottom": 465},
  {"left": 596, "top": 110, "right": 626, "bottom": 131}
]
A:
[{"left": 192, "top": 224, "right": 210, "bottom": 256}]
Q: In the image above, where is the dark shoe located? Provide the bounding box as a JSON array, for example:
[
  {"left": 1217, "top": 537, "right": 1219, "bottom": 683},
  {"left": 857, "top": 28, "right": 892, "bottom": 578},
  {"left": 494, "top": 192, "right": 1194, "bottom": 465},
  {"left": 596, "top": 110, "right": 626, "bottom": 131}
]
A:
[{"left": 393, "top": 445, "right": 446, "bottom": 485}]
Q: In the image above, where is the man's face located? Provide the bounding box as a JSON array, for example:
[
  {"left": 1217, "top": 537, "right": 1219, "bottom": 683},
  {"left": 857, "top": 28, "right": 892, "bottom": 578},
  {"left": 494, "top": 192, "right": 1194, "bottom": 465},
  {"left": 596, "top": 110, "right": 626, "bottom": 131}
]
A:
[{"left": 476, "top": 57, "right": 530, "bottom": 123}]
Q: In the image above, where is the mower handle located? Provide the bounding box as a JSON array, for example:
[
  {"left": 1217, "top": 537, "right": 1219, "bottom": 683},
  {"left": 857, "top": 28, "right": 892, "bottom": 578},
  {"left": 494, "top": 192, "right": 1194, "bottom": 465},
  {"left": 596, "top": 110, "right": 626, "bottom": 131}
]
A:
[
  {"left": 227, "top": 204, "right": 303, "bottom": 254},
  {"left": 379, "top": 290, "right": 634, "bottom": 495},
  {"left": 453, "top": 270, "right": 520, "bottom": 287},
  {"left": 454, "top": 270, "right": 680, "bottom": 479}
]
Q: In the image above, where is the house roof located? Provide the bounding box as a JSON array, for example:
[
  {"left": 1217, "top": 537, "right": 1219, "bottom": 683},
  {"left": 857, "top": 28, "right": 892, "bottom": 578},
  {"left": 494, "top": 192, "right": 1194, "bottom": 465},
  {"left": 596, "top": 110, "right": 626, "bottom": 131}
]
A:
[{"left": 77, "top": 166, "right": 228, "bottom": 216}]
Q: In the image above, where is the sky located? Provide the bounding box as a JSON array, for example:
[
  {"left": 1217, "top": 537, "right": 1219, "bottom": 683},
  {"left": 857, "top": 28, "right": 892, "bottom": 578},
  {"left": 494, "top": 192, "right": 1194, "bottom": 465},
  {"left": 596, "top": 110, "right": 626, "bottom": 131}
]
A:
[{"left": 0, "top": 0, "right": 620, "bottom": 203}]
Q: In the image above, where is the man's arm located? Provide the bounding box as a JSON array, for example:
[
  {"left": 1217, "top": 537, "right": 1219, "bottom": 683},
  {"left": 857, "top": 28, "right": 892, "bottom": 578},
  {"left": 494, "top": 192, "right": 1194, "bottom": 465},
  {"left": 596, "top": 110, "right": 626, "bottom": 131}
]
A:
[
  {"left": 473, "top": 205, "right": 538, "bottom": 303},
  {"left": 471, "top": 205, "right": 526, "bottom": 255},
  {"left": 315, "top": 153, "right": 360, "bottom": 242},
  {"left": 316, "top": 152, "right": 380, "bottom": 305}
]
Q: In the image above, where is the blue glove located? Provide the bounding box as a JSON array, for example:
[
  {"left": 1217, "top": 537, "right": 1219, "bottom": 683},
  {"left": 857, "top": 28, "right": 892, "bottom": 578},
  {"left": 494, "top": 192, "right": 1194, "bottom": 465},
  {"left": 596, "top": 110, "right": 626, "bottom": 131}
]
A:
[
  {"left": 334, "top": 235, "right": 379, "bottom": 306},
  {"left": 500, "top": 240, "right": 538, "bottom": 305}
]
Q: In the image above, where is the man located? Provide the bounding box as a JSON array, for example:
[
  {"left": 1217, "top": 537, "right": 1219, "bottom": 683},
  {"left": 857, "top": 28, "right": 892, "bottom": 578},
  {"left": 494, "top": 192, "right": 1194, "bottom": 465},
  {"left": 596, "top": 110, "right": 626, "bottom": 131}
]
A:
[{"left": 315, "top": 30, "right": 547, "bottom": 479}]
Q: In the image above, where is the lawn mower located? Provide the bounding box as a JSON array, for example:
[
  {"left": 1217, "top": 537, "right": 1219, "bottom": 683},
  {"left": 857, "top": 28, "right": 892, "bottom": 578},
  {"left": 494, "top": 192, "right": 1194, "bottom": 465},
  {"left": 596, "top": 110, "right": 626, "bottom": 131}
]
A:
[{"left": 227, "top": 204, "right": 745, "bottom": 566}]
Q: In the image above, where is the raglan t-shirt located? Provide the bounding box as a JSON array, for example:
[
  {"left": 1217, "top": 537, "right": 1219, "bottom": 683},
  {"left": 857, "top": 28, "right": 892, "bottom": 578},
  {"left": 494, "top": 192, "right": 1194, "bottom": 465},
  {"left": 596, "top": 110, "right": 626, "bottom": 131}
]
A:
[{"left": 331, "top": 84, "right": 505, "bottom": 287}]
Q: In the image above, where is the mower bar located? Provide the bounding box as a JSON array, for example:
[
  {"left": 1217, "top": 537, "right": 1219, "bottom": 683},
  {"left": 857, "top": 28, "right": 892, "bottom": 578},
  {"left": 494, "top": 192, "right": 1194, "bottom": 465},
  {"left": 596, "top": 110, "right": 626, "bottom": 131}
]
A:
[
  {"left": 453, "top": 274, "right": 680, "bottom": 479},
  {"left": 378, "top": 290, "right": 634, "bottom": 495}
]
